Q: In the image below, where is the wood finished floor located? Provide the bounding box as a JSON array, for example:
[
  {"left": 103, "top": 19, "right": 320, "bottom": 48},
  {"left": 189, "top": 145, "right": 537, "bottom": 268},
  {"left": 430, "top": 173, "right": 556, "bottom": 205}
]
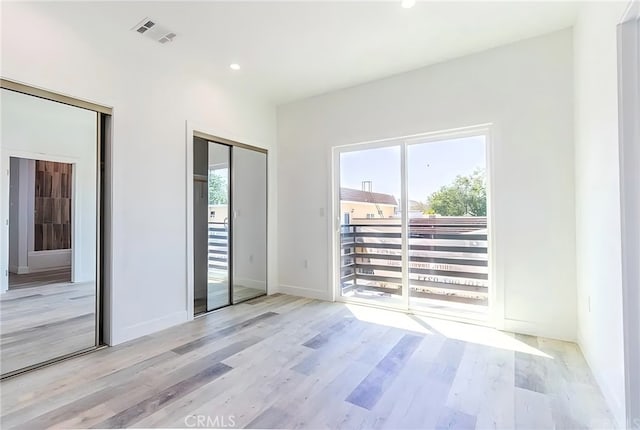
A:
[
  {"left": 0, "top": 294, "right": 615, "bottom": 429},
  {"left": 1, "top": 277, "right": 95, "bottom": 375}
]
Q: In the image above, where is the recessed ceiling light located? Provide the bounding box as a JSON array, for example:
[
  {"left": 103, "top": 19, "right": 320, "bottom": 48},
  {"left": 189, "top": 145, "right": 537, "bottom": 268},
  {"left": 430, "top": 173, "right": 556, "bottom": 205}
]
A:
[
  {"left": 229, "top": 63, "right": 241, "bottom": 71},
  {"left": 401, "top": 0, "right": 416, "bottom": 8}
]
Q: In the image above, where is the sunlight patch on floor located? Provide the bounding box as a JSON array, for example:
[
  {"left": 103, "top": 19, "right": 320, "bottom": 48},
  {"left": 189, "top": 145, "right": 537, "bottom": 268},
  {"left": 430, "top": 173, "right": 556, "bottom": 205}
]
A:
[
  {"left": 345, "top": 304, "right": 434, "bottom": 335},
  {"left": 416, "top": 315, "right": 553, "bottom": 358},
  {"left": 345, "top": 303, "right": 551, "bottom": 358}
]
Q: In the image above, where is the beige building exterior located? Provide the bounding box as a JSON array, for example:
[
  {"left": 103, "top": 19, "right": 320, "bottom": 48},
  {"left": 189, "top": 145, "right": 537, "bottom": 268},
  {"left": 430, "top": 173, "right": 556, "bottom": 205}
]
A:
[
  {"left": 340, "top": 187, "right": 398, "bottom": 223},
  {"left": 341, "top": 201, "right": 397, "bottom": 220},
  {"left": 208, "top": 204, "right": 229, "bottom": 224}
]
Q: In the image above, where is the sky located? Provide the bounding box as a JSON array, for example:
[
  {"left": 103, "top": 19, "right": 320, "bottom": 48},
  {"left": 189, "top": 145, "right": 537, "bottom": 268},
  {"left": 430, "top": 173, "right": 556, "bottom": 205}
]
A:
[{"left": 340, "top": 135, "right": 486, "bottom": 202}]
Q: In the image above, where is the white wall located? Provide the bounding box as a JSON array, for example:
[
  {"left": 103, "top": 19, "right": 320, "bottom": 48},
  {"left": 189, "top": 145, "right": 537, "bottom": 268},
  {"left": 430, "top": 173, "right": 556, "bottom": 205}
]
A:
[
  {"left": 1, "top": 89, "right": 97, "bottom": 289},
  {"left": 277, "top": 29, "right": 577, "bottom": 341},
  {"left": 0, "top": 2, "right": 277, "bottom": 344},
  {"left": 573, "top": 1, "right": 630, "bottom": 427},
  {"left": 8, "top": 157, "right": 29, "bottom": 274}
]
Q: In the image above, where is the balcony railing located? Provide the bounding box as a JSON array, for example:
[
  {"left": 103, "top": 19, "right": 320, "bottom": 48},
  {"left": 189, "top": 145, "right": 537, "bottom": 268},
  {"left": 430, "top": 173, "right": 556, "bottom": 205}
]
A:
[
  {"left": 340, "top": 217, "right": 488, "bottom": 308},
  {"left": 208, "top": 222, "right": 228, "bottom": 272}
]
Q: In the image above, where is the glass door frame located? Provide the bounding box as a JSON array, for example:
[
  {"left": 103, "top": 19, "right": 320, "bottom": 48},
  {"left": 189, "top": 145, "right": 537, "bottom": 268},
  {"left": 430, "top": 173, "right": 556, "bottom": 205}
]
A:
[{"left": 331, "top": 124, "right": 500, "bottom": 326}]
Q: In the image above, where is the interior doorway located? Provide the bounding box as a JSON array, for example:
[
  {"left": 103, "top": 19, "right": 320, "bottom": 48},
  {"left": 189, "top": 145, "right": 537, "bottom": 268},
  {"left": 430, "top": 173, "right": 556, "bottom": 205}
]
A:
[{"left": 8, "top": 158, "right": 74, "bottom": 290}]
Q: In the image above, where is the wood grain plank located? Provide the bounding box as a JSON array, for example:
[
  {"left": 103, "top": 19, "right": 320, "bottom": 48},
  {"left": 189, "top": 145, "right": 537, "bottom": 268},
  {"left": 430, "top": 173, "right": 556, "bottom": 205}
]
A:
[
  {"left": 93, "top": 362, "right": 232, "bottom": 428},
  {"left": 345, "top": 334, "right": 422, "bottom": 410}
]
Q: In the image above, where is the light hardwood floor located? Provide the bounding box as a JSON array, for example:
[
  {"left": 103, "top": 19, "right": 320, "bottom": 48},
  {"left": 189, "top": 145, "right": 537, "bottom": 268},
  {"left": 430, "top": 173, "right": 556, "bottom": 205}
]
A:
[{"left": 0, "top": 294, "right": 615, "bottom": 429}]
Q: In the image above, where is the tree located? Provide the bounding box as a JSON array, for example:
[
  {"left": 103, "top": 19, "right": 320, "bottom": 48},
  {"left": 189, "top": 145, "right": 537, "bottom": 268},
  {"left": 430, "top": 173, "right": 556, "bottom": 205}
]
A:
[
  {"left": 413, "top": 200, "right": 434, "bottom": 215},
  {"left": 208, "top": 172, "right": 228, "bottom": 205},
  {"left": 427, "top": 168, "right": 486, "bottom": 216}
]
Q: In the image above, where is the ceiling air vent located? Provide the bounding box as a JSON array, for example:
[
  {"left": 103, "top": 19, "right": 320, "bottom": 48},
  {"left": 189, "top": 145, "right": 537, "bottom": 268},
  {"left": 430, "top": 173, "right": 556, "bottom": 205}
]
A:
[
  {"left": 132, "top": 17, "right": 176, "bottom": 45},
  {"left": 136, "top": 20, "right": 155, "bottom": 33},
  {"left": 159, "top": 33, "right": 176, "bottom": 44}
]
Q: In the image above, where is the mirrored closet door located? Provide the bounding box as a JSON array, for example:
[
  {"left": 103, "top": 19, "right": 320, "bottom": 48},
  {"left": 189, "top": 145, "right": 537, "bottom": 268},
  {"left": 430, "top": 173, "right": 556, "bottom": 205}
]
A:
[
  {"left": 0, "top": 84, "right": 107, "bottom": 378},
  {"left": 193, "top": 136, "right": 267, "bottom": 316}
]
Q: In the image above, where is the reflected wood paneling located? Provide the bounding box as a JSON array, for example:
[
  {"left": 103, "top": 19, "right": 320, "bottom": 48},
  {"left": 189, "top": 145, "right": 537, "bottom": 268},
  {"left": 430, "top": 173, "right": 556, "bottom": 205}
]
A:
[{"left": 34, "top": 160, "right": 72, "bottom": 251}]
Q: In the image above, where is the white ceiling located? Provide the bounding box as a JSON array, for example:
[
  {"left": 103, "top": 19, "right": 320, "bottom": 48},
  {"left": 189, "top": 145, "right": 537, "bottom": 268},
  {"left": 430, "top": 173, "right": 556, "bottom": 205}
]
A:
[{"left": 9, "top": 1, "right": 581, "bottom": 105}]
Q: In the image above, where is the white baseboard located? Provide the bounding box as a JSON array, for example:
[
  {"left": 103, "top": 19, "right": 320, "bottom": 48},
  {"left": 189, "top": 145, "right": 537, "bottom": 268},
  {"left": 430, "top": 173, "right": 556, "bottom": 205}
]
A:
[
  {"left": 277, "top": 284, "right": 332, "bottom": 301},
  {"left": 110, "top": 310, "right": 189, "bottom": 346},
  {"left": 28, "top": 249, "right": 72, "bottom": 272},
  {"left": 27, "top": 265, "right": 71, "bottom": 274},
  {"left": 8, "top": 265, "right": 29, "bottom": 274},
  {"left": 503, "top": 318, "right": 576, "bottom": 342}
]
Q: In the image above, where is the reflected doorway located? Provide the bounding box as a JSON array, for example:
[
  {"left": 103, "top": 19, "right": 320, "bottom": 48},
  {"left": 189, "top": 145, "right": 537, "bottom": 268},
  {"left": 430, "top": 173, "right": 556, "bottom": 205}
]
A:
[
  {"left": 3, "top": 157, "right": 96, "bottom": 375},
  {"left": 9, "top": 158, "right": 73, "bottom": 289}
]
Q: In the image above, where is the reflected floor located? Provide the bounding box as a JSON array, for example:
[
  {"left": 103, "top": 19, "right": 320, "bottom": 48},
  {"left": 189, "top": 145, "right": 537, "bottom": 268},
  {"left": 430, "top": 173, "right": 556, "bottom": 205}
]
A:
[
  {"left": 7, "top": 268, "right": 71, "bottom": 290},
  {"left": 194, "top": 283, "right": 265, "bottom": 314},
  {"left": 0, "top": 277, "right": 95, "bottom": 375}
]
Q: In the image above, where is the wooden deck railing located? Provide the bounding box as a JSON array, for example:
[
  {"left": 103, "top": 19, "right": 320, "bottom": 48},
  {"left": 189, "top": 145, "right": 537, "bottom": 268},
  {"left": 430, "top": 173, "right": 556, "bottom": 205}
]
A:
[{"left": 341, "top": 217, "right": 488, "bottom": 306}]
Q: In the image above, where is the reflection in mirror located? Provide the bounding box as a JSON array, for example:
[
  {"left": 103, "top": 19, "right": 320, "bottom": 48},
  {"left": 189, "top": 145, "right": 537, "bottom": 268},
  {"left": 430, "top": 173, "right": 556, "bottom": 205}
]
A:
[
  {"left": 0, "top": 89, "right": 98, "bottom": 376},
  {"left": 232, "top": 147, "right": 267, "bottom": 303},
  {"left": 193, "top": 137, "right": 233, "bottom": 315},
  {"left": 207, "top": 143, "right": 231, "bottom": 311}
]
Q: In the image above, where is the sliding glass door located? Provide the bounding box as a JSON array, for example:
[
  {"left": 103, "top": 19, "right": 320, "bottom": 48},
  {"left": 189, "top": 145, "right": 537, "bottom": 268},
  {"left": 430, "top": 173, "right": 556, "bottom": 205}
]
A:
[
  {"left": 336, "top": 131, "right": 490, "bottom": 319},
  {"left": 406, "top": 136, "right": 489, "bottom": 319},
  {"left": 338, "top": 145, "right": 404, "bottom": 308}
]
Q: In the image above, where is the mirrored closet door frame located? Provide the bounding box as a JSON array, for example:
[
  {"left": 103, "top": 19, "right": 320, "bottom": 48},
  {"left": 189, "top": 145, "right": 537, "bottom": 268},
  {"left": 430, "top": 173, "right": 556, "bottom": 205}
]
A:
[
  {"left": 190, "top": 130, "right": 268, "bottom": 317},
  {"left": 0, "top": 79, "right": 111, "bottom": 379}
]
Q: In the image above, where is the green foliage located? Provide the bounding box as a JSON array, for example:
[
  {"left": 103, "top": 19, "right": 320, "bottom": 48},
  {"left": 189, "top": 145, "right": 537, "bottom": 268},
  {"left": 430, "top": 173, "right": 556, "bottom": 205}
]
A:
[
  {"left": 208, "top": 171, "right": 228, "bottom": 205},
  {"left": 427, "top": 168, "right": 486, "bottom": 216},
  {"left": 412, "top": 200, "right": 433, "bottom": 215}
]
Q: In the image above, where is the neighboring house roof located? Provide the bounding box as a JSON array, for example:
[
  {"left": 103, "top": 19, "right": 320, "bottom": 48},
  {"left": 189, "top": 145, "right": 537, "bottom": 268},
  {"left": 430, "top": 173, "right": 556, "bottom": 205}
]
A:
[
  {"left": 340, "top": 188, "right": 398, "bottom": 206},
  {"left": 396, "top": 199, "right": 425, "bottom": 210}
]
